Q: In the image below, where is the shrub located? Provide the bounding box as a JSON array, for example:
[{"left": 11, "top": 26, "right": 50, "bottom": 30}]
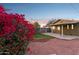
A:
[{"left": 0, "top": 6, "right": 35, "bottom": 55}]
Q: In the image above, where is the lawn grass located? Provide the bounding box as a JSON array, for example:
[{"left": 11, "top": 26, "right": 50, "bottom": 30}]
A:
[{"left": 34, "top": 33, "right": 55, "bottom": 40}]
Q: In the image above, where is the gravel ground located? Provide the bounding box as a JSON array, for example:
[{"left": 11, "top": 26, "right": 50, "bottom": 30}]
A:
[{"left": 27, "top": 38, "right": 79, "bottom": 55}]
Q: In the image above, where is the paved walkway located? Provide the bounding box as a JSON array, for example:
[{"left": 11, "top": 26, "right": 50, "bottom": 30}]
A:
[
  {"left": 43, "top": 33, "right": 79, "bottom": 40},
  {"left": 27, "top": 38, "right": 79, "bottom": 55}
]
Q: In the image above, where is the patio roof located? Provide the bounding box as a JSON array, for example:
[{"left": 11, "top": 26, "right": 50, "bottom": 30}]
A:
[{"left": 50, "top": 19, "right": 79, "bottom": 26}]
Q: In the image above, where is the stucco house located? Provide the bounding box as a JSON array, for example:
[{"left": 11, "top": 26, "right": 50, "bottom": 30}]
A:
[{"left": 47, "top": 19, "right": 79, "bottom": 36}]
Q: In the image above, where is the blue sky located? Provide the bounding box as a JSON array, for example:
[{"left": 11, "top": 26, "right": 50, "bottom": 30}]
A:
[
  {"left": 1, "top": 3, "right": 79, "bottom": 20},
  {"left": 1, "top": 3, "right": 79, "bottom": 27}
]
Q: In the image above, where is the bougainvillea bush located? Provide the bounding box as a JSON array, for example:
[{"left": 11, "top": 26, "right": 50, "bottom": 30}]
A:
[{"left": 0, "top": 6, "right": 35, "bottom": 55}]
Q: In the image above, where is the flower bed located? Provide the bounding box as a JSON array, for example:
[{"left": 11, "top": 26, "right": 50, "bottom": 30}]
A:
[{"left": 0, "top": 6, "right": 35, "bottom": 55}]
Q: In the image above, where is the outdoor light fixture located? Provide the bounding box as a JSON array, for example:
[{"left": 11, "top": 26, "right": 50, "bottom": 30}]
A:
[
  {"left": 52, "top": 26, "right": 55, "bottom": 29},
  {"left": 57, "top": 26, "right": 60, "bottom": 30},
  {"left": 67, "top": 25, "right": 69, "bottom": 29},
  {"left": 71, "top": 24, "right": 74, "bottom": 29}
]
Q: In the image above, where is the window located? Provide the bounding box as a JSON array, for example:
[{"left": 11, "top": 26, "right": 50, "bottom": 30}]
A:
[
  {"left": 71, "top": 24, "right": 74, "bottom": 29},
  {"left": 57, "top": 26, "right": 60, "bottom": 30},
  {"left": 52, "top": 26, "right": 55, "bottom": 29},
  {"left": 67, "top": 25, "right": 69, "bottom": 29}
]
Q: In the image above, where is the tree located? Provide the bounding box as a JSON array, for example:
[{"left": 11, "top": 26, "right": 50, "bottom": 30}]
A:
[
  {"left": 33, "top": 22, "right": 40, "bottom": 28},
  {"left": 33, "top": 22, "right": 40, "bottom": 33}
]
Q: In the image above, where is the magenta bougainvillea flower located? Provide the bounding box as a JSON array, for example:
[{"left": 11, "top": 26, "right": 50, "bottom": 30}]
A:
[{"left": 0, "top": 6, "right": 35, "bottom": 54}]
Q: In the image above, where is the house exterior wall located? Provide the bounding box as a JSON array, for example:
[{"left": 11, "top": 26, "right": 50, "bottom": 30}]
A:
[
  {"left": 63, "top": 23, "right": 79, "bottom": 36},
  {"left": 50, "top": 23, "right": 79, "bottom": 36},
  {"left": 51, "top": 25, "right": 61, "bottom": 34}
]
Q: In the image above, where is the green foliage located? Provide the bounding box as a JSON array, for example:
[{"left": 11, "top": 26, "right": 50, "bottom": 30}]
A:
[
  {"left": 34, "top": 33, "right": 55, "bottom": 40},
  {"left": 33, "top": 22, "right": 41, "bottom": 33},
  {"left": 33, "top": 22, "right": 40, "bottom": 28}
]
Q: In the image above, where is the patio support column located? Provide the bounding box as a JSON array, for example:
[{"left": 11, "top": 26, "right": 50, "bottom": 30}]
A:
[{"left": 61, "top": 25, "right": 63, "bottom": 36}]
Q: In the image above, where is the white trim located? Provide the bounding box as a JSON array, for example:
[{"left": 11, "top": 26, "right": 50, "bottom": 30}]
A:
[{"left": 61, "top": 25, "right": 63, "bottom": 36}]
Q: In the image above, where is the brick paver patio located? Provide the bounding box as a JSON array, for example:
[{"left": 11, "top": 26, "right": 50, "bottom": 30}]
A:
[{"left": 27, "top": 38, "right": 79, "bottom": 55}]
